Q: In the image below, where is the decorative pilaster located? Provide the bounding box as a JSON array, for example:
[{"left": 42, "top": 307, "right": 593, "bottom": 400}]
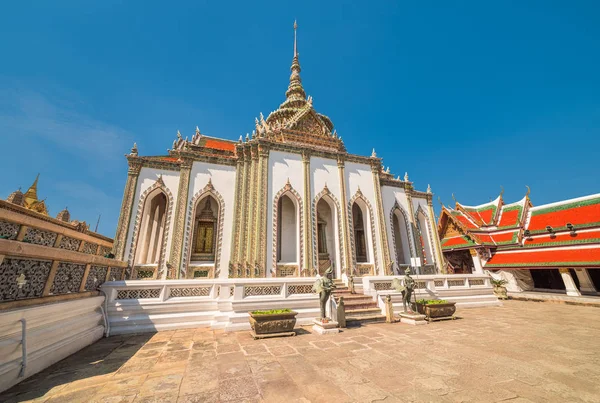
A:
[
  {"left": 254, "top": 144, "right": 270, "bottom": 276},
  {"left": 404, "top": 187, "right": 419, "bottom": 267},
  {"left": 370, "top": 160, "right": 391, "bottom": 275},
  {"left": 230, "top": 146, "right": 245, "bottom": 275},
  {"left": 113, "top": 160, "right": 141, "bottom": 260},
  {"left": 245, "top": 146, "right": 259, "bottom": 275},
  {"left": 302, "top": 150, "right": 313, "bottom": 276},
  {"left": 235, "top": 147, "right": 252, "bottom": 277},
  {"left": 169, "top": 158, "right": 192, "bottom": 278},
  {"left": 427, "top": 195, "right": 446, "bottom": 273},
  {"left": 337, "top": 156, "right": 352, "bottom": 274}
]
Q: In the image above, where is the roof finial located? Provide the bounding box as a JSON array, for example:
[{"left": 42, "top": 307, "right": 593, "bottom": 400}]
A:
[
  {"left": 294, "top": 20, "right": 298, "bottom": 57},
  {"left": 371, "top": 148, "right": 377, "bottom": 158},
  {"left": 404, "top": 172, "right": 409, "bottom": 182},
  {"left": 452, "top": 193, "right": 457, "bottom": 204},
  {"left": 500, "top": 185, "right": 504, "bottom": 198},
  {"left": 525, "top": 185, "right": 531, "bottom": 198},
  {"left": 285, "top": 21, "right": 306, "bottom": 101},
  {"left": 438, "top": 196, "right": 443, "bottom": 208},
  {"left": 427, "top": 184, "right": 432, "bottom": 194}
]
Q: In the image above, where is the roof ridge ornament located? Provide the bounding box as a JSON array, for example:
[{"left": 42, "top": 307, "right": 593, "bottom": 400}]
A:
[
  {"left": 404, "top": 172, "right": 409, "bottom": 182},
  {"left": 371, "top": 148, "right": 377, "bottom": 158}
]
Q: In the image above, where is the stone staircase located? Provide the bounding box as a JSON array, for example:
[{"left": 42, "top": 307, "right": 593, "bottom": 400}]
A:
[{"left": 333, "top": 279, "right": 386, "bottom": 326}]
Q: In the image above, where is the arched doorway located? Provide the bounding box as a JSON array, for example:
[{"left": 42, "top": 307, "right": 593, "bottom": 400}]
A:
[
  {"left": 276, "top": 193, "right": 300, "bottom": 276},
  {"left": 417, "top": 208, "right": 435, "bottom": 270}
]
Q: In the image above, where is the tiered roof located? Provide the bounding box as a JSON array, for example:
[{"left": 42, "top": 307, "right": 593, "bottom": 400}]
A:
[{"left": 438, "top": 192, "right": 600, "bottom": 269}]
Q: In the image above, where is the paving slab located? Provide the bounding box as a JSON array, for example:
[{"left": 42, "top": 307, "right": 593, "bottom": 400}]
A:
[{"left": 3, "top": 300, "right": 600, "bottom": 402}]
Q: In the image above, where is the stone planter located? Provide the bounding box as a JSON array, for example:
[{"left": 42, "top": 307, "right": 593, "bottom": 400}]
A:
[
  {"left": 248, "top": 311, "right": 298, "bottom": 339},
  {"left": 493, "top": 285, "right": 508, "bottom": 300},
  {"left": 414, "top": 302, "right": 456, "bottom": 322}
]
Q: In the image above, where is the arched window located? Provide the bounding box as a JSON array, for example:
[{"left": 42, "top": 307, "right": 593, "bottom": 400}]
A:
[
  {"left": 191, "top": 196, "right": 219, "bottom": 262},
  {"left": 277, "top": 194, "right": 298, "bottom": 263},
  {"left": 352, "top": 202, "right": 368, "bottom": 263},
  {"left": 135, "top": 190, "right": 167, "bottom": 265}
]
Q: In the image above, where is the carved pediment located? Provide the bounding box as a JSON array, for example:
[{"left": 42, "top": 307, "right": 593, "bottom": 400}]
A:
[{"left": 288, "top": 109, "right": 328, "bottom": 136}]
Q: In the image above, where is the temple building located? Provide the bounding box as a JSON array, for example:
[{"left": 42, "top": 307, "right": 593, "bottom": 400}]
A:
[
  {"left": 111, "top": 23, "right": 444, "bottom": 280},
  {"left": 437, "top": 191, "right": 600, "bottom": 297}
]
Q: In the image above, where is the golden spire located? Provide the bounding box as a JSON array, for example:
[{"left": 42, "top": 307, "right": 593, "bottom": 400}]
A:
[
  {"left": 23, "top": 173, "right": 40, "bottom": 208},
  {"left": 286, "top": 20, "right": 306, "bottom": 102}
]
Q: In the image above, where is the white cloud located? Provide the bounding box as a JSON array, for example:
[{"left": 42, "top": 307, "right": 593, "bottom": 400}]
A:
[{"left": 0, "top": 86, "right": 132, "bottom": 162}]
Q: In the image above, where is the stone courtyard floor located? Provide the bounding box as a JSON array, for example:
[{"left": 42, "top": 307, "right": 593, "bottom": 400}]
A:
[{"left": 2, "top": 300, "right": 600, "bottom": 403}]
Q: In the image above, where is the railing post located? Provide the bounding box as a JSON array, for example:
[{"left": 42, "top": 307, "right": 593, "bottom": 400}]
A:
[
  {"left": 19, "top": 318, "right": 27, "bottom": 378},
  {"left": 53, "top": 234, "right": 63, "bottom": 248},
  {"left": 79, "top": 263, "right": 92, "bottom": 292},
  {"left": 16, "top": 225, "right": 28, "bottom": 242},
  {"left": 160, "top": 284, "right": 168, "bottom": 301},
  {"left": 42, "top": 261, "right": 60, "bottom": 296}
]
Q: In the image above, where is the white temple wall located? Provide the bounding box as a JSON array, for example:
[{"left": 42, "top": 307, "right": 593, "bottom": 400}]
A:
[
  {"left": 345, "top": 162, "right": 382, "bottom": 272},
  {"left": 124, "top": 168, "right": 180, "bottom": 265},
  {"left": 186, "top": 162, "right": 237, "bottom": 279},
  {"left": 381, "top": 186, "right": 415, "bottom": 272},
  {"left": 310, "top": 157, "right": 342, "bottom": 275},
  {"left": 266, "top": 151, "right": 304, "bottom": 275}
]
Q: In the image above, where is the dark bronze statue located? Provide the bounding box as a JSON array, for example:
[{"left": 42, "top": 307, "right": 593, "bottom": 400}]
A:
[
  {"left": 392, "top": 267, "right": 415, "bottom": 312},
  {"left": 312, "top": 267, "right": 336, "bottom": 320}
]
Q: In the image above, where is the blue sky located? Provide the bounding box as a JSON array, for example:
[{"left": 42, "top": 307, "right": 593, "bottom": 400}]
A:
[{"left": 1, "top": 1, "right": 599, "bottom": 236}]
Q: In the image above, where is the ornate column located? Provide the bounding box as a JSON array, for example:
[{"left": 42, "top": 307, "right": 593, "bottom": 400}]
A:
[
  {"left": 337, "top": 156, "right": 352, "bottom": 275},
  {"left": 427, "top": 194, "right": 446, "bottom": 273},
  {"left": 229, "top": 146, "right": 245, "bottom": 276},
  {"left": 245, "top": 145, "right": 259, "bottom": 275},
  {"left": 404, "top": 186, "right": 420, "bottom": 268},
  {"left": 573, "top": 269, "right": 597, "bottom": 294},
  {"left": 254, "top": 144, "right": 270, "bottom": 277},
  {"left": 113, "top": 160, "right": 141, "bottom": 260},
  {"left": 559, "top": 268, "right": 581, "bottom": 297},
  {"left": 235, "top": 147, "right": 251, "bottom": 277},
  {"left": 369, "top": 160, "right": 391, "bottom": 275},
  {"left": 302, "top": 150, "right": 314, "bottom": 276},
  {"left": 168, "top": 158, "right": 192, "bottom": 279}
]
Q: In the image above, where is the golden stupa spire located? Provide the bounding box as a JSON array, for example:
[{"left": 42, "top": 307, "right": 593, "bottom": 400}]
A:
[
  {"left": 23, "top": 173, "right": 40, "bottom": 208},
  {"left": 286, "top": 20, "right": 306, "bottom": 102}
]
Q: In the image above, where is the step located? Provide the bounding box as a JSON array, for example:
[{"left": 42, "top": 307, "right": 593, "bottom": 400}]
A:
[
  {"left": 335, "top": 295, "right": 373, "bottom": 301},
  {"left": 344, "top": 307, "right": 382, "bottom": 317},
  {"left": 342, "top": 302, "right": 379, "bottom": 310},
  {"left": 346, "top": 314, "right": 387, "bottom": 325}
]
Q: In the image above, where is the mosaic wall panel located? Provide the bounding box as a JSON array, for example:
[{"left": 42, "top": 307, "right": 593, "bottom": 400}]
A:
[
  {"left": 50, "top": 262, "right": 86, "bottom": 295},
  {"left": 116, "top": 288, "right": 161, "bottom": 299},
  {"left": 136, "top": 270, "right": 154, "bottom": 279},
  {"left": 59, "top": 236, "right": 82, "bottom": 251},
  {"left": 287, "top": 284, "right": 313, "bottom": 295},
  {"left": 276, "top": 266, "right": 297, "bottom": 278},
  {"left": 243, "top": 285, "right": 282, "bottom": 297},
  {"left": 109, "top": 267, "right": 124, "bottom": 281},
  {"left": 169, "top": 287, "right": 211, "bottom": 298},
  {"left": 24, "top": 228, "right": 58, "bottom": 247},
  {"left": 0, "top": 220, "right": 19, "bottom": 240},
  {"left": 84, "top": 266, "right": 108, "bottom": 291},
  {"left": 421, "top": 265, "right": 436, "bottom": 275},
  {"left": 448, "top": 279, "right": 466, "bottom": 287},
  {"left": 82, "top": 242, "right": 99, "bottom": 255},
  {"left": 0, "top": 258, "right": 52, "bottom": 301}
]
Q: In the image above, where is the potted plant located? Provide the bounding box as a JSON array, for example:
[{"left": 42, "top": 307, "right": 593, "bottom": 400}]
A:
[
  {"left": 248, "top": 309, "right": 298, "bottom": 339},
  {"left": 490, "top": 278, "right": 508, "bottom": 300},
  {"left": 413, "top": 299, "right": 456, "bottom": 322}
]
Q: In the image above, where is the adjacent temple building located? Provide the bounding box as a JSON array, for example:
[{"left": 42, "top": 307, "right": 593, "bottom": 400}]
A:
[
  {"left": 438, "top": 191, "right": 600, "bottom": 296},
  {"left": 111, "top": 24, "right": 444, "bottom": 280}
]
